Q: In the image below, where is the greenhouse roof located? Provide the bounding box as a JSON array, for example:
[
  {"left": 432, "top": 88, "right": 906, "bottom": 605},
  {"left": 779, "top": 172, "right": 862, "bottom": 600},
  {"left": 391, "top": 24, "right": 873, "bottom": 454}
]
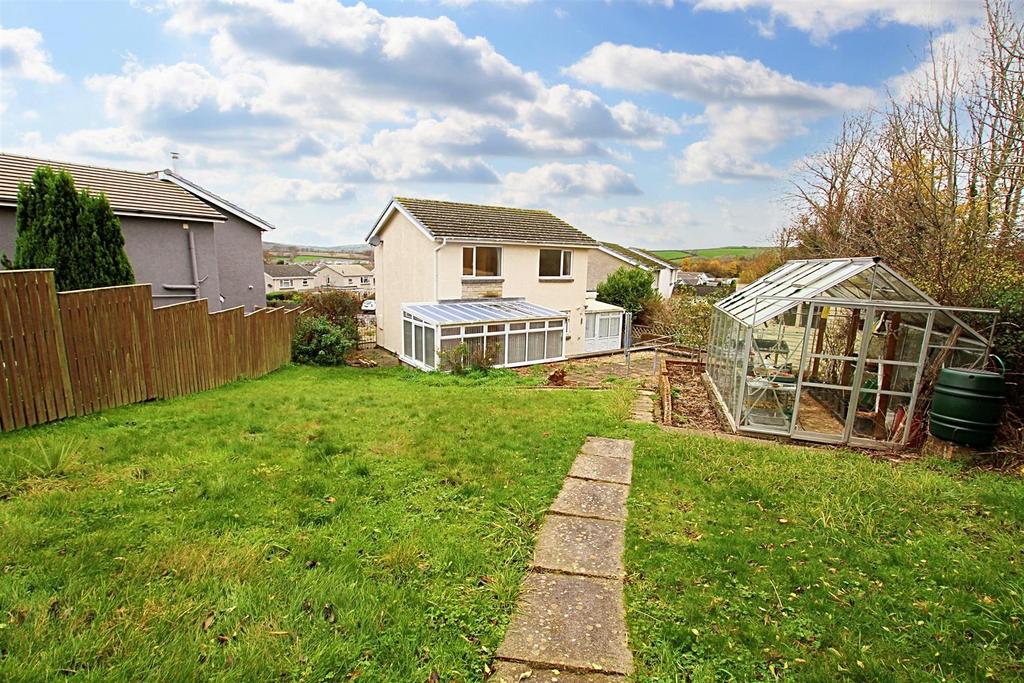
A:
[
  {"left": 715, "top": 257, "right": 942, "bottom": 326},
  {"left": 403, "top": 299, "right": 567, "bottom": 326}
]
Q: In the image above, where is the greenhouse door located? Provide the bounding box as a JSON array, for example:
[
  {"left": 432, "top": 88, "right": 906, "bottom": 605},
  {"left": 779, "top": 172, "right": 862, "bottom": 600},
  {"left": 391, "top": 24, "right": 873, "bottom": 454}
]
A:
[
  {"left": 791, "top": 303, "right": 932, "bottom": 446},
  {"left": 791, "top": 303, "right": 870, "bottom": 444}
]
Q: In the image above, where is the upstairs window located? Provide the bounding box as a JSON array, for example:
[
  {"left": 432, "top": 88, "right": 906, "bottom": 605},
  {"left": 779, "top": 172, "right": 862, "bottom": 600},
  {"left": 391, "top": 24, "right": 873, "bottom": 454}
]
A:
[
  {"left": 463, "top": 246, "right": 502, "bottom": 277},
  {"left": 539, "top": 249, "right": 572, "bottom": 278}
]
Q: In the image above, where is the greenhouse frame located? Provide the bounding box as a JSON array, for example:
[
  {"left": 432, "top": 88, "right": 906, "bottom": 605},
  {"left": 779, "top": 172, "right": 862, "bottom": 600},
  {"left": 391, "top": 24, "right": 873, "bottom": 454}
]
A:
[{"left": 706, "top": 257, "right": 998, "bottom": 448}]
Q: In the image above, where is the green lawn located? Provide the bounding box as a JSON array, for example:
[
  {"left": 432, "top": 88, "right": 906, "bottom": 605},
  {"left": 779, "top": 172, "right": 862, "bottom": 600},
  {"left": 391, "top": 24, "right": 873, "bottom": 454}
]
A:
[
  {"left": 2, "top": 366, "right": 1022, "bottom": 682},
  {"left": 624, "top": 427, "right": 1024, "bottom": 681},
  {"left": 0, "top": 366, "right": 630, "bottom": 681}
]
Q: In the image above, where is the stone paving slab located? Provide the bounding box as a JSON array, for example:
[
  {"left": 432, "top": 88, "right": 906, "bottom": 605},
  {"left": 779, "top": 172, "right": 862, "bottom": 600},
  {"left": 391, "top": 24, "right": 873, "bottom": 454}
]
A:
[
  {"left": 495, "top": 572, "right": 633, "bottom": 675},
  {"left": 568, "top": 454, "right": 632, "bottom": 485},
  {"left": 580, "top": 437, "right": 634, "bottom": 461},
  {"left": 549, "top": 478, "right": 629, "bottom": 521},
  {"left": 490, "top": 661, "right": 624, "bottom": 682},
  {"left": 531, "top": 514, "right": 624, "bottom": 579}
]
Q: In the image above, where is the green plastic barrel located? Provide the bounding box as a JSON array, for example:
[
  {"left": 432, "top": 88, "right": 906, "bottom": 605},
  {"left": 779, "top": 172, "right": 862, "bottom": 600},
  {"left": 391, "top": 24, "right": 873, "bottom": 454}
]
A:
[{"left": 929, "top": 366, "right": 1006, "bottom": 447}]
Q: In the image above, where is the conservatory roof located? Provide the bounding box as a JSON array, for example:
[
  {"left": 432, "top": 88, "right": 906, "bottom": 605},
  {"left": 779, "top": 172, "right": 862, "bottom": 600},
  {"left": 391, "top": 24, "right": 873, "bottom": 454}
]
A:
[
  {"left": 715, "top": 257, "right": 941, "bottom": 326},
  {"left": 403, "top": 298, "right": 567, "bottom": 326}
]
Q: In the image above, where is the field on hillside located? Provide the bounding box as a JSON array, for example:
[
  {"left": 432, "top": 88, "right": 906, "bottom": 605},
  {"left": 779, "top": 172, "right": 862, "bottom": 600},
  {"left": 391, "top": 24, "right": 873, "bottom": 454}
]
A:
[{"left": 651, "top": 246, "right": 767, "bottom": 261}]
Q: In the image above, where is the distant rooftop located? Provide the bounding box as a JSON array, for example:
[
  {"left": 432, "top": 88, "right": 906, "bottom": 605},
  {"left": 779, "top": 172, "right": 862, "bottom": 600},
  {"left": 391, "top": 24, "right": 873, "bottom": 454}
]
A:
[{"left": 264, "top": 263, "right": 313, "bottom": 278}]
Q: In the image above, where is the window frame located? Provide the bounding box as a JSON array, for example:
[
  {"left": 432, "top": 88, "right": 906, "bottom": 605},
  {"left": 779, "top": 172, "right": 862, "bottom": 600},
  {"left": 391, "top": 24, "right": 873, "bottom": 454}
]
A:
[
  {"left": 462, "top": 246, "right": 503, "bottom": 279},
  {"left": 280, "top": 279, "right": 293, "bottom": 289},
  {"left": 538, "top": 249, "right": 573, "bottom": 279}
]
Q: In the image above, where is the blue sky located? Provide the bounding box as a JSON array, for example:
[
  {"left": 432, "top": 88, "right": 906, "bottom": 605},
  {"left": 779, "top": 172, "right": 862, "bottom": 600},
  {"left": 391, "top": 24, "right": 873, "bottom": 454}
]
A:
[{"left": 0, "top": 0, "right": 982, "bottom": 248}]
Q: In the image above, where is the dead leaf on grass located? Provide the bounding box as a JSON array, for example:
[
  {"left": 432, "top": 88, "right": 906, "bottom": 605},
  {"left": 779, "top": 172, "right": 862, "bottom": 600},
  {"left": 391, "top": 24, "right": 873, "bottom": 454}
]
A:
[{"left": 202, "top": 612, "right": 215, "bottom": 632}]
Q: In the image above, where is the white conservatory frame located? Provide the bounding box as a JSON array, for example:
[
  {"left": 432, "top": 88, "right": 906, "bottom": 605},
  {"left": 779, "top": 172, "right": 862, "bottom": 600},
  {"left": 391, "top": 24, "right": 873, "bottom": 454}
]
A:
[
  {"left": 706, "top": 257, "right": 998, "bottom": 448},
  {"left": 401, "top": 299, "right": 568, "bottom": 371}
]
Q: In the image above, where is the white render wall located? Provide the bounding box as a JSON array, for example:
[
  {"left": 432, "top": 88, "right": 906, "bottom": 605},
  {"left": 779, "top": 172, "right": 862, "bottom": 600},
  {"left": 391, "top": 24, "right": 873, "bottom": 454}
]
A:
[{"left": 435, "top": 243, "right": 592, "bottom": 356}]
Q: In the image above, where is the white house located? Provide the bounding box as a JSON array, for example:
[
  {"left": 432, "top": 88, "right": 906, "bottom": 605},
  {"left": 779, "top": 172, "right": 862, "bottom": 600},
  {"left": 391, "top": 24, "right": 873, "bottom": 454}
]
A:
[
  {"left": 264, "top": 263, "right": 316, "bottom": 293},
  {"left": 367, "top": 197, "right": 627, "bottom": 370},
  {"left": 312, "top": 262, "right": 375, "bottom": 295}
]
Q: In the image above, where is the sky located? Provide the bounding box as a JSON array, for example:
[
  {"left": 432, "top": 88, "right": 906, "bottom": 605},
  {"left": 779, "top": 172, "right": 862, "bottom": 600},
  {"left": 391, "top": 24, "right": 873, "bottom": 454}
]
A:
[{"left": 0, "top": 0, "right": 987, "bottom": 249}]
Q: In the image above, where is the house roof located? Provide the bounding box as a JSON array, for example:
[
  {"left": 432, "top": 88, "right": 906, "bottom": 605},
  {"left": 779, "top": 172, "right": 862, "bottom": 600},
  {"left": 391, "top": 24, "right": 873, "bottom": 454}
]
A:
[
  {"left": 264, "top": 263, "right": 313, "bottom": 278},
  {"left": 629, "top": 247, "right": 677, "bottom": 270},
  {"left": 314, "top": 263, "right": 373, "bottom": 277},
  {"left": 403, "top": 298, "right": 567, "bottom": 326},
  {"left": 0, "top": 153, "right": 225, "bottom": 223},
  {"left": 156, "top": 169, "right": 275, "bottom": 231},
  {"left": 371, "top": 197, "right": 599, "bottom": 247},
  {"left": 600, "top": 242, "right": 668, "bottom": 270},
  {"left": 676, "top": 271, "right": 710, "bottom": 285}
]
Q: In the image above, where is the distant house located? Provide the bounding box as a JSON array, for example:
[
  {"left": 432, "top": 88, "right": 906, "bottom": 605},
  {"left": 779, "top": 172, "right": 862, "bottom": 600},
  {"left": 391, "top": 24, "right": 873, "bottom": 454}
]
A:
[
  {"left": 589, "top": 242, "right": 677, "bottom": 299},
  {"left": 311, "top": 262, "right": 375, "bottom": 295},
  {"left": 0, "top": 153, "right": 270, "bottom": 311},
  {"left": 367, "top": 196, "right": 627, "bottom": 370},
  {"left": 264, "top": 263, "right": 315, "bottom": 293},
  {"left": 676, "top": 271, "right": 713, "bottom": 288}
]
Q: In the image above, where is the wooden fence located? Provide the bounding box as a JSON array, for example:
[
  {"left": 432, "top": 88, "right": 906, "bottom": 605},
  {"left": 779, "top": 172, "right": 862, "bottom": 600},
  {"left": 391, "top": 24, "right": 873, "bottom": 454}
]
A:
[{"left": 0, "top": 269, "right": 299, "bottom": 432}]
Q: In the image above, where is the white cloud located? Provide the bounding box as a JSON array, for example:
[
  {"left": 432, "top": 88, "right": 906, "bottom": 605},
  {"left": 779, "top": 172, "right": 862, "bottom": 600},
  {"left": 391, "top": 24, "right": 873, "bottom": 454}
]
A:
[
  {"left": 502, "top": 162, "right": 641, "bottom": 203},
  {"left": 690, "top": 0, "right": 981, "bottom": 42},
  {"left": 568, "top": 43, "right": 873, "bottom": 112},
  {"left": 0, "top": 26, "right": 63, "bottom": 83},
  {"left": 675, "top": 104, "right": 801, "bottom": 183},
  {"left": 249, "top": 177, "right": 355, "bottom": 204},
  {"left": 568, "top": 43, "right": 875, "bottom": 183},
  {"left": 570, "top": 201, "right": 697, "bottom": 247}
]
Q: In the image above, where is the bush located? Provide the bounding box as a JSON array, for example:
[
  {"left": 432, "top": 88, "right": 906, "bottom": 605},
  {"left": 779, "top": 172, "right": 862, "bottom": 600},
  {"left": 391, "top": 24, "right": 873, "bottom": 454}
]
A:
[
  {"left": 292, "top": 315, "right": 357, "bottom": 366},
  {"left": 646, "top": 291, "right": 716, "bottom": 349},
  {"left": 266, "top": 291, "right": 301, "bottom": 302},
  {"left": 596, "top": 267, "right": 660, "bottom": 322},
  {"left": 437, "top": 341, "right": 499, "bottom": 374},
  {"left": 301, "top": 290, "right": 361, "bottom": 325}
]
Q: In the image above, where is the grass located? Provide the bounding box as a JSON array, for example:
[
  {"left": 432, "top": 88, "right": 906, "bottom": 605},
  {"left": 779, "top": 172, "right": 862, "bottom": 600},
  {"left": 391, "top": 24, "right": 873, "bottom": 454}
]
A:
[
  {"left": 0, "top": 365, "right": 630, "bottom": 681},
  {"left": 650, "top": 246, "right": 767, "bottom": 261},
  {"left": 624, "top": 427, "right": 1024, "bottom": 681},
  {"left": 3, "top": 364, "right": 1022, "bottom": 681}
]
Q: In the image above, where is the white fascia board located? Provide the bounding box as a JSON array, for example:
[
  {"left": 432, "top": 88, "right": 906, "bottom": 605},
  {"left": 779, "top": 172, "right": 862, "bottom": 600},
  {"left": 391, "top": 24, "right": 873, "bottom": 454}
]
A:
[
  {"left": 157, "top": 171, "right": 273, "bottom": 231},
  {"left": 366, "top": 198, "right": 435, "bottom": 244}
]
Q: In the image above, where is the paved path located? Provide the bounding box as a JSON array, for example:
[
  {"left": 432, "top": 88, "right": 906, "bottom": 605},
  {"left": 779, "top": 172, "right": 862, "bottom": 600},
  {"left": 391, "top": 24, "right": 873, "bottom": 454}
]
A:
[
  {"left": 492, "top": 437, "right": 635, "bottom": 681},
  {"left": 631, "top": 390, "right": 655, "bottom": 423}
]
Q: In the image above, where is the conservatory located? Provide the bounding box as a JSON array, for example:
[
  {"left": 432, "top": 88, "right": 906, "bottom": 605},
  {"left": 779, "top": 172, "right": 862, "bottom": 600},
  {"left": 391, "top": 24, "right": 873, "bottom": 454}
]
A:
[
  {"left": 401, "top": 298, "right": 568, "bottom": 371},
  {"left": 706, "top": 257, "right": 997, "bottom": 447}
]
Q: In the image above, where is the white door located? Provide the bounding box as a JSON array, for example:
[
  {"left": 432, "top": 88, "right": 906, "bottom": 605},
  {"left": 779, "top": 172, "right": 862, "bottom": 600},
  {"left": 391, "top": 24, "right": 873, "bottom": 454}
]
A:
[{"left": 585, "top": 312, "right": 623, "bottom": 352}]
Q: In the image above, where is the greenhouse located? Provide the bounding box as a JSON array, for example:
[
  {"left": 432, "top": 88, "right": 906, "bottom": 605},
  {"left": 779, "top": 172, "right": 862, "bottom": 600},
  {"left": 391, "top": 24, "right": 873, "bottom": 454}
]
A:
[{"left": 706, "top": 257, "right": 998, "bottom": 447}]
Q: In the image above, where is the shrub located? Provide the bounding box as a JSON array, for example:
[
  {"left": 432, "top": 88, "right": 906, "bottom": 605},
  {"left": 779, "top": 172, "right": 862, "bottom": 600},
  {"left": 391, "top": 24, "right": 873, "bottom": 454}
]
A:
[
  {"left": 437, "top": 341, "right": 499, "bottom": 374},
  {"left": 267, "top": 291, "right": 301, "bottom": 302},
  {"left": 596, "top": 267, "right": 660, "bottom": 321},
  {"left": 292, "top": 315, "right": 357, "bottom": 366},
  {"left": 646, "top": 291, "right": 716, "bottom": 349},
  {"left": 301, "top": 290, "right": 361, "bottom": 326}
]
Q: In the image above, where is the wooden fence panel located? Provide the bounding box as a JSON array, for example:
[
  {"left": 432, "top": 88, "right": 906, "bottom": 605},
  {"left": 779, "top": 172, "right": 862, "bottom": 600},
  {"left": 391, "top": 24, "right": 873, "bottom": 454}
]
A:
[
  {"left": 0, "top": 270, "right": 74, "bottom": 431},
  {"left": 58, "top": 284, "right": 156, "bottom": 417},
  {"left": 1, "top": 269, "right": 296, "bottom": 432}
]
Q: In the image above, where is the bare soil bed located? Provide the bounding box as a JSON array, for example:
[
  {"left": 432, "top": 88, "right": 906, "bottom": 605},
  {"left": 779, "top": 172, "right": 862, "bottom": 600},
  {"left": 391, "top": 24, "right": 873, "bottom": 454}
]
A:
[{"left": 665, "top": 359, "right": 725, "bottom": 431}]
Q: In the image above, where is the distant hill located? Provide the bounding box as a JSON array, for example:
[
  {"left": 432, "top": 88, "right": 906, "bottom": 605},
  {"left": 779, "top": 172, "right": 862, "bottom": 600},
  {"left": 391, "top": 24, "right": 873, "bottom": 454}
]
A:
[
  {"left": 650, "top": 246, "right": 767, "bottom": 261},
  {"left": 264, "top": 242, "right": 372, "bottom": 253}
]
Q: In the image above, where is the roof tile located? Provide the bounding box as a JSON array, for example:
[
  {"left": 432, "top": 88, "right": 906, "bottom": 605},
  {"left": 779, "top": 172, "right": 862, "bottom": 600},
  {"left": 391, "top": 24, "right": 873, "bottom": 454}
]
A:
[
  {"left": 395, "top": 197, "right": 598, "bottom": 247},
  {"left": 0, "top": 154, "right": 224, "bottom": 222}
]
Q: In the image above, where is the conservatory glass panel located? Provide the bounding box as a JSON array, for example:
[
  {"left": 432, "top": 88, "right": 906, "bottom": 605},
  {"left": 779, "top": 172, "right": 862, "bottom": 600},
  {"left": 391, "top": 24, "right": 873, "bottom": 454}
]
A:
[
  {"left": 546, "top": 330, "right": 563, "bottom": 358},
  {"left": 507, "top": 332, "right": 527, "bottom": 364},
  {"left": 527, "top": 331, "right": 546, "bottom": 361},
  {"left": 424, "top": 327, "right": 436, "bottom": 369}
]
